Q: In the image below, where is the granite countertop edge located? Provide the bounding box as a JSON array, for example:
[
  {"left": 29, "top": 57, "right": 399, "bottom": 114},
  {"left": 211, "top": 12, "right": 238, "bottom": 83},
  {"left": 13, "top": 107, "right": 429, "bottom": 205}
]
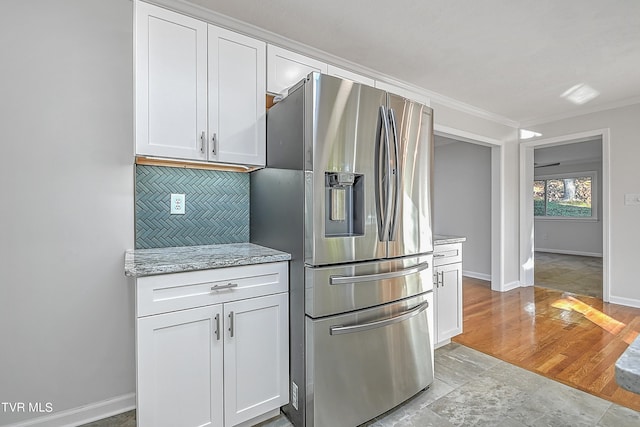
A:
[
  {"left": 125, "top": 243, "right": 291, "bottom": 278},
  {"left": 615, "top": 335, "right": 640, "bottom": 395},
  {"left": 434, "top": 235, "right": 467, "bottom": 245}
]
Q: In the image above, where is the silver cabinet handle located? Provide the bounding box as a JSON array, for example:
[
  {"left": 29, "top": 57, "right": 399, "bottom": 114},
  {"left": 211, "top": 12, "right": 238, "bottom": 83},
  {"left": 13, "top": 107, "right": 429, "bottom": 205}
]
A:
[
  {"left": 330, "top": 261, "right": 430, "bottom": 285},
  {"left": 211, "top": 283, "right": 238, "bottom": 291},
  {"left": 434, "top": 253, "right": 446, "bottom": 258},
  {"left": 214, "top": 313, "right": 220, "bottom": 341},
  {"left": 200, "top": 131, "right": 205, "bottom": 153},
  {"left": 330, "top": 300, "right": 429, "bottom": 335},
  {"left": 211, "top": 133, "right": 217, "bottom": 155},
  {"left": 228, "top": 311, "right": 234, "bottom": 338},
  {"left": 440, "top": 271, "right": 444, "bottom": 287}
]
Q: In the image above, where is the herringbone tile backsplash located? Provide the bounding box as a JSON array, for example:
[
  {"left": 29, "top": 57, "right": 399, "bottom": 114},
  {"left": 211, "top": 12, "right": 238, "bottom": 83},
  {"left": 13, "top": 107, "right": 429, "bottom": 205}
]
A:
[{"left": 135, "top": 165, "right": 249, "bottom": 249}]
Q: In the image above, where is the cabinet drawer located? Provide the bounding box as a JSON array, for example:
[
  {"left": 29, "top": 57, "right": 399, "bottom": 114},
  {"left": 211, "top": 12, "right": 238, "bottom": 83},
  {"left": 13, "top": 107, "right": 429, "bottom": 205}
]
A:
[
  {"left": 433, "top": 243, "right": 462, "bottom": 266},
  {"left": 136, "top": 262, "right": 288, "bottom": 317}
]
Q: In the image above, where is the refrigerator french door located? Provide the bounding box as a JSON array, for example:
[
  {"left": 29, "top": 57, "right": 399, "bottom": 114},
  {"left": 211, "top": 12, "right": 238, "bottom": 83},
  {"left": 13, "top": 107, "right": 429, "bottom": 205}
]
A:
[
  {"left": 251, "top": 72, "right": 435, "bottom": 427},
  {"left": 302, "top": 75, "right": 433, "bottom": 266}
]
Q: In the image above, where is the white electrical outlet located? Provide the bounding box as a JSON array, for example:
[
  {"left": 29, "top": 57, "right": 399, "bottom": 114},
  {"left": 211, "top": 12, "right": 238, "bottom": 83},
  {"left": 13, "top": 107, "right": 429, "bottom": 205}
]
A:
[
  {"left": 624, "top": 193, "right": 640, "bottom": 206},
  {"left": 170, "top": 194, "right": 185, "bottom": 214}
]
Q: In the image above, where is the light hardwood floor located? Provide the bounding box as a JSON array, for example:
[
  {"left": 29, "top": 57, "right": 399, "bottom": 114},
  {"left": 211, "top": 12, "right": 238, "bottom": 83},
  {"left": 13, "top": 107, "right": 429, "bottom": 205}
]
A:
[
  {"left": 535, "top": 251, "right": 603, "bottom": 298},
  {"left": 453, "top": 277, "right": 640, "bottom": 411}
]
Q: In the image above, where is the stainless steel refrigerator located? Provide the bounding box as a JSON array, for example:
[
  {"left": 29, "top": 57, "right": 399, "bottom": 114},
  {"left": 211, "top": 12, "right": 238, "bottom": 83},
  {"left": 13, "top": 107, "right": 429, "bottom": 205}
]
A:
[{"left": 251, "top": 73, "right": 434, "bottom": 427}]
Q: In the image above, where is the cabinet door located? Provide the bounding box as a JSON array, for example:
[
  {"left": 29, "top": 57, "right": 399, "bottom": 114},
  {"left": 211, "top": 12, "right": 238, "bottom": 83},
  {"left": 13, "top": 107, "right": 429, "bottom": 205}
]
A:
[
  {"left": 135, "top": 2, "right": 208, "bottom": 160},
  {"left": 267, "top": 45, "right": 327, "bottom": 94},
  {"left": 137, "top": 305, "right": 223, "bottom": 427},
  {"left": 435, "top": 263, "right": 463, "bottom": 343},
  {"left": 223, "top": 293, "right": 289, "bottom": 426},
  {"left": 327, "top": 65, "right": 375, "bottom": 87},
  {"left": 209, "top": 26, "right": 266, "bottom": 166}
]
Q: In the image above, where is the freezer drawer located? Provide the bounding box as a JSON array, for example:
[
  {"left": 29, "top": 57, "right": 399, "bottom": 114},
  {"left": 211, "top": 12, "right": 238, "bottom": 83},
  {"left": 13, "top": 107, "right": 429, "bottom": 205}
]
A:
[
  {"left": 305, "top": 254, "right": 432, "bottom": 318},
  {"left": 305, "top": 293, "right": 433, "bottom": 427}
]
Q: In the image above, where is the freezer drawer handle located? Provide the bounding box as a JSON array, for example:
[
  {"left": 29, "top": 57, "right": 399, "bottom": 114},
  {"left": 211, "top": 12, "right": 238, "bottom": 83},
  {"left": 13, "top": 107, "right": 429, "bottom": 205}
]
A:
[
  {"left": 329, "top": 261, "right": 430, "bottom": 285},
  {"left": 329, "top": 300, "right": 429, "bottom": 335}
]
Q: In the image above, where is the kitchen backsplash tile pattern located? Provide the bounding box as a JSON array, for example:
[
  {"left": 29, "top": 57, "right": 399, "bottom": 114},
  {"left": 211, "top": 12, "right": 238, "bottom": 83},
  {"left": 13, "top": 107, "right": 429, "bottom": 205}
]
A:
[{"left": 135, "top": 165, "right": 249, "bottom": 248}]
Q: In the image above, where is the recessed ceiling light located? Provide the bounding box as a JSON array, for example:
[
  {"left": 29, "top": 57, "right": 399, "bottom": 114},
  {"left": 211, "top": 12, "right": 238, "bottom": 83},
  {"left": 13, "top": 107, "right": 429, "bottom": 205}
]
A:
[
  {"left": 561, "top": 83, "right": 600, "bottom": 105},
  {"left": 520, "top": 129, "right": 542, "bottom": 140}
]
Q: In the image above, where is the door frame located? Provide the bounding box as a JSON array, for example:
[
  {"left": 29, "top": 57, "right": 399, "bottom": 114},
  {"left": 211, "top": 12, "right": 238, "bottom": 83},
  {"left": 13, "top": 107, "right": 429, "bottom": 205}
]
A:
[
  {"left": 434, "top": 125, "right": 506, "bottom": 292},
  {"left": 519, "top": 128, "right": 610, "bottom": 301}
]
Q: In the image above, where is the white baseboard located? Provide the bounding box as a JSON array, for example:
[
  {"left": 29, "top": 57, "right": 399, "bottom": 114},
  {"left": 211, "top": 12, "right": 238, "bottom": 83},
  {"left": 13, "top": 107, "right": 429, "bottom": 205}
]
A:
[
  {"left": 608, "top": 296, "right": 640, "bottom": 309},
  {"left": 462, "top": 270, "right": 491, "bottom": 281},
  {"left": 435, "top": 338, "right": 452, "bottom": 349},
  {"left": 535, "top": 248, "right": 603, "bottom": 258},
  {"left": 501, "top": 281, "right": 522, "bottom": 292},
  {"left": 3, "top": 393, "right": 135, "bottom": 427}
]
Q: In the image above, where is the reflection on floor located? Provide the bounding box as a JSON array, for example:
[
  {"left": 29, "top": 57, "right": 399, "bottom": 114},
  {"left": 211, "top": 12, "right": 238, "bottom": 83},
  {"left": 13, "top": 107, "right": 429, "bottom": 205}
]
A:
[
  {"left": 535, "top": 251, "right": 603, "bottom": 298},
  {"left": 454, "top": 277, "right": 640, "bottom": 413},
  {"left": 82, "top": 343, "right": 640, "bottom": 427}
]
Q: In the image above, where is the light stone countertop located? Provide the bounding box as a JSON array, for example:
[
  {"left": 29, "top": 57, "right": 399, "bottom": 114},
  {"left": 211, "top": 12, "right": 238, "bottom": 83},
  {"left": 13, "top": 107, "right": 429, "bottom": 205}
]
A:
[
  {"left": 434, "top": 235, "right": 467, "bottom": 245},
  {"left": 125, "top": 243, "right": 291, "bottom": 277},
  {"left": 615, "top": 335, "right": 640, "bottom": 395}
]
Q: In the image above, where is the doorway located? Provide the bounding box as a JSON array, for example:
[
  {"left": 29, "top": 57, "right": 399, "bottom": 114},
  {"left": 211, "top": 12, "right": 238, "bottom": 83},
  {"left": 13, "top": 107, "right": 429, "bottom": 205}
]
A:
[
  {"left": 433, "top": 135, "right": 492, "bottom": 281},
  {"left": 532, "top": 138, "right": 603, "bottom": 298},
  {"left": 434, "top": 125, "right": 504, "bottom": 291},
  {"left": 520, "top": 129, "right": 610, "bottom": 301}
]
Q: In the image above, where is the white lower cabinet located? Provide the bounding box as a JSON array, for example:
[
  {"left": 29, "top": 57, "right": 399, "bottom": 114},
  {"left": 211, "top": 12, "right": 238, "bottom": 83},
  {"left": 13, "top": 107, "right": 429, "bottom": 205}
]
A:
[
  {"left": 223, "top": 294, "right": 289, "bottom": 426},
  {"left": 135, "top": 262, "right": 289, "bottom": 427},
  {"left": 433, "top": 243, "right": 463, "bottom": 346},
  {"left": 434, "top": 262, "right": 463, "bottom": 343},
  {"left": 138, "top": 305, "right": 224, "bottom": 427}
]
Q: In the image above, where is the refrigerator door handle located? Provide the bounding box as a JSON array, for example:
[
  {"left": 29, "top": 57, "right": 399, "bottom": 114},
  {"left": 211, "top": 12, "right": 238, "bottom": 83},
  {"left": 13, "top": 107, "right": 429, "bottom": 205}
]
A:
[
  {"left": 329, "top": 260, "right": 430, "bottom": 285},
  {"left": 329, "top": 300, "right": 429, "bottom": 335},
  {"left": 388, "top": 108, "right": 401, "bottom": 241},
  {"left": 375, "top": 105, "right": 392, "bottom": 241}
]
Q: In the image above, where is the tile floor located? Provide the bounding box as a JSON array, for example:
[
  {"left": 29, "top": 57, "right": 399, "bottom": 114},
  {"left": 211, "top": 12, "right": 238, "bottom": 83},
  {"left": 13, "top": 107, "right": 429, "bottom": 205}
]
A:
[
  {"left": 534, "top": 251, "right": 603, "bottom": 298},
  {"left": 82, "top": 343, "right": 640, "bottom": 427}
]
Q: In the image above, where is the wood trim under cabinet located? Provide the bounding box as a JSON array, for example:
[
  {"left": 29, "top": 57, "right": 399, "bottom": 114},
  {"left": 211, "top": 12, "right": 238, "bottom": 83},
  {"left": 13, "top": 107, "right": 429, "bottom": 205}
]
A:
[{"left": 135, "top": 156, "right": 262, "bottom": 173}]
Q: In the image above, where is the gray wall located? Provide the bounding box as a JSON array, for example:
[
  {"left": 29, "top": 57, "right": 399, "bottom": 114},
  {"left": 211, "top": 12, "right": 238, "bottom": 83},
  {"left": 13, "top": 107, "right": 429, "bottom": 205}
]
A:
[
  {"left": 432, "top": 101, "right": 520, "bottom": 287},
  {"left": 0, "top": 1, "right": 135, "bottom": 424},
  {"left": 527, "top": 103, "right": 640, "bottom": 305},
  {"left": 434, "top": 138, "right": 492, "bottom": 277},
  {"left": 534, "top": 160, "right": 603, "bottom": 256}
]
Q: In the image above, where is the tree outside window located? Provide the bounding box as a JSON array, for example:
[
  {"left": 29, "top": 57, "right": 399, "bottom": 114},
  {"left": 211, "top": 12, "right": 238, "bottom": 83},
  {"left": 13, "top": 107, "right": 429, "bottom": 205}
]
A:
[{"left": 534, "top": 172, "right": 596, "bottom": 219}]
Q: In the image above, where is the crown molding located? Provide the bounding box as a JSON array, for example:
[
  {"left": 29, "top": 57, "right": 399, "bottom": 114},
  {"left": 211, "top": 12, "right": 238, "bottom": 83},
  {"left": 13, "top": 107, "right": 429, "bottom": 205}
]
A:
[
  {"left": 520, "top": 96, "right": 640, "bottom": 128},
  {"left": 141, "top": 0, "right": 520, "bottom": 129},
  {"left": 427, "top": 90, "right": 520, "bottom": 128}
]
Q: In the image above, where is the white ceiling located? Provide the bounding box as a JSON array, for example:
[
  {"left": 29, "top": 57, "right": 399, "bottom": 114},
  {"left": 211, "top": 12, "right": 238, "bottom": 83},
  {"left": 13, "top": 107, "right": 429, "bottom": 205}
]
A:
[{"left": 188, "top": 0, "right": 640, "bottom": 126}]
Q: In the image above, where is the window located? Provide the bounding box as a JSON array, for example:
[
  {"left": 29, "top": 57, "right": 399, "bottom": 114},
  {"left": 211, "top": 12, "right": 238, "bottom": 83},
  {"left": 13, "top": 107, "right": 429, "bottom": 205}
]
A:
[{"left": 534, "top": 172, "right": 597, "bottom": 220}]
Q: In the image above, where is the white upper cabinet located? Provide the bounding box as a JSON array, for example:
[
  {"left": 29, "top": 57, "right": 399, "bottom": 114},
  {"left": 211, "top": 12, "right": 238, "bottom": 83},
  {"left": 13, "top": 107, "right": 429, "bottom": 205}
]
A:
[
  {"left": 327, "top": 65, "right": 375, "bottom": 87},
  {"left": 267, "top": 45, "right": 328, "bottom": 94},
  {"left": 208, "top": 26, "right": 266, "bottom": 166},
  {"left": 375, "top": 79, "right": 430, "bottom": 106},
  {"left": 135, "top": 1, "right": 208, "bottom": 160},
  {"left": 135, "top": 2, "right": 266, "bottom": 166}
]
